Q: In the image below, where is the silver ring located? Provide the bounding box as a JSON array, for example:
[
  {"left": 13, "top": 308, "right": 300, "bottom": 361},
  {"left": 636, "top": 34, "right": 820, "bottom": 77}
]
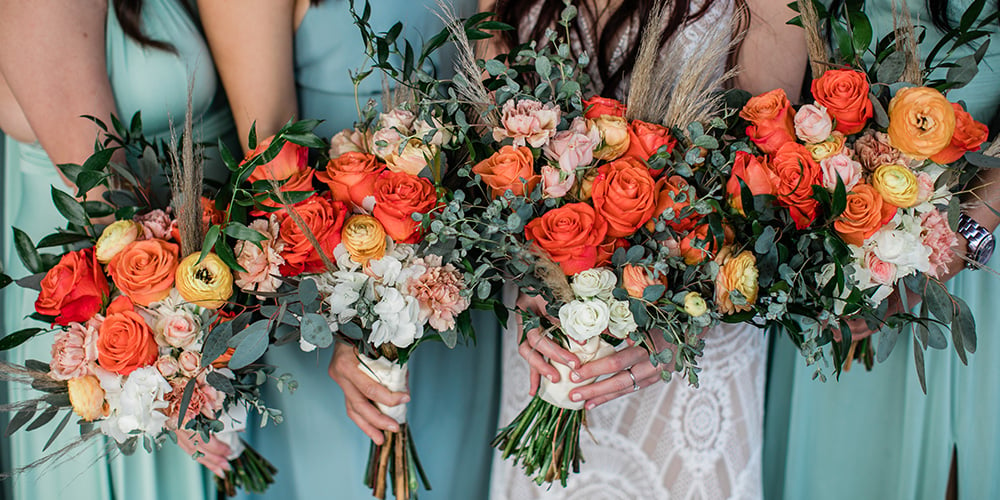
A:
[{"left": 625, "top": 367, "right": 639, "bottom": 392}]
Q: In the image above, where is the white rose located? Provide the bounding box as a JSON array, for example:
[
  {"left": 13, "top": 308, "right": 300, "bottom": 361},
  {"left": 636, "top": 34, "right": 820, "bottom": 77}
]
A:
[
  {"left": 870, "top": 227, "right": 930, "bottom": 275},
  {"left": 558, "top": 299, "right": 610, "bottom": 343},
  {"left": 607, "top": 300, "right": 638, "bottom": 339},
  {"left": 570, "top": 268, "right": 617, "bottom": 301}
]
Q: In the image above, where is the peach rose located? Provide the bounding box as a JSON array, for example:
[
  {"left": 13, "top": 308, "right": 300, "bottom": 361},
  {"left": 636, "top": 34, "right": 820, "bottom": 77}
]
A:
[
  {"left": 472, "top": 145, "right": 539, "bottom": 199},
  {"left": 35, "top": 248, "right": 110, "bottom": 326},
  {"left": 929, "top": 102, "right": 989, "bottom": 164},
  {"left": 277, "top": 194, "right": 348, "bottom": 276},
  {"left": 726, "top": 151, "right": 778, "bottom": 214},
  {"left": 95, "top": 220, "right": 143, "bottom": 264},
  {"left": 740, "top": 88, "right": 797, "bottom": 154},
  {"left": 866, "top": 250, "right": 897, "bottom": 285},
  {"left": 715, "top": 246, "right": 759, "bottom": 314},
  {"left": 624, "top": 120, "right": 677, "bottom": 163},
  {"left": 177, "top": 350, "right": 201, "bottom": 377},
  {"left": 329, "top": 128, "right": 368, "bottom": 157},
  {"left": 819, "top": 153, "right": 863, "bottom": 191},
  {"left": 887, "top": 86, "right": 956, "bottom": 160},
  {"left": 385, "top": 138, "right": 436, "bottom": 176},
  {"left": 810, "top": 69, "right": 873, "bottom": 135},
  {"left": 769, "top": 142, "right": 822, "bottom": 229},
  {"left": 67, "top": 375, "right": 106, "bottom": 421},
  {"left": 155, "top": 355, "right": 180, "bottom": 378},
  {"left": 540, "top": 165, "right": 576, "bottom": 198},
  {"left": 794, "top": 104, "right": 834, "bottom": 143},
  {"left": 107, "top": 239, "right": 179, "bottom": 307},
  {"left": 372, "top": 171, "right": 439, "bottom": 244},
  {"left": 679, "top": 223, "right": 733, "bottom": 265},
  {"left": 583, "top": 96, "right": 627, "bottom": 118},
  {"left": 833, "top": 184, "right": 897, "bottom": 246},
  {"left": 648, "top": 176, "right": 698, "bottom": 232},
  {"left": 591, "top": 157, "right": 659, "bottom": 237},
  {"left": 622, "top": 265, "right": 667, "bottom": 299},
  {"left": 342, "top": 215, "right": 388, "bottom": 264},
  {"left": 175, "top": 253, "right": 234, "bottom": 309},
  {"left": 315, "top": 152, "right": 386, "bottom": 209},
  {"left": 524, "top": 203, "right": 609, "bottom": 275},
  {"left": 544, "top": 117, "right": 594, "bottom": 173},
  {"left": 806, "top": 131, "right": 847, "bottom": 162},
  {"left": 97, "top": 299, "right": 159, "bottom": 375},
  {"left": 589, "top": 115, "right": 631, "bottom": 160}
]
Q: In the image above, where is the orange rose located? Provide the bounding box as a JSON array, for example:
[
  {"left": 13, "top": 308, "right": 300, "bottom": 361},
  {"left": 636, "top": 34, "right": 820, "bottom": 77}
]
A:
[
  {"left": 811, "top": 69, "right": 874, "bottom": 135},
  {"left": 277, "top": 193, "right": 348, "bottom": 276},
  {"left": 524, "top": 203, "right": 609, "bottom": 275},
  {"left": 833, "top": 184, "right": 897, "bottom": 246},
  {"left": 887, "top": 86, "right": 956, "bottom": 160},
  {"left": 583, "top": 96, "right": 627, "bottom": 118},
  {"left": 315, "top": 152, "right": 386, "bottom": 208},
  {"left": 768, "top": 142, "right": 822, "bottom": 229},
  {"left": 929, "top": 102, "right": 988, "bottom": 164},
  {"left": 97, "top": 298, "right": 158, "bottom": 375},
  {"left": 726, "top": 151, "right": 778, "bottom": 214},
  {"left": 622, "top": 264, "right": 667, "bottom": 299},
  {"left": 35, "top": 248, "right": 110, "bottom": 326},
  {"left": 740, "top": 88, "right": 797, "bottom": 154},
  {"left": 372, "top": 171, "right": 439, "bottom": 244},
  {"left": 624, "top": 120, "right": 677, "bottom": 164},
  {"left": 472, "top": 145, "right": 539, "bottom": 199},
  {"left": 591, "top": 157, "right": 659, "bottom": 237},
  {"left": 245, "top": 136, "right": 309, "bottom": 183},
  {"left": 107, "top": 239, "right": 179, "bottom": 306},
  {"left": 679, "top": 223, "right": 734, "bottom": 265},
  {"left": 647, "top": 176, "right": 698, "bottom": 232},
  {"left": 201, "top": 196, "right": 224, "bottom": 227}
]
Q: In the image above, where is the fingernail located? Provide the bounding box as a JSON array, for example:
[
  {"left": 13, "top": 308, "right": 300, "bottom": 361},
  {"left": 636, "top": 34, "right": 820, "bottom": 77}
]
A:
[
  {"left": 586, "top": 402, "right": 596, "bottom": 410},
  {"left": 570, "top": 373, "right": 580, "bottom": 382},
  {"left": 568, "top": 360, "right": 577, "bottom": 369},
  {"left": 400, "top": 395, "right": 411, "bottom": 403},
  {"left": 571, "top": 393, "right": 581, "bottom": 402},
  {"left": 547, "top": 374, "right": 555, "bottom": 382},
  {"left": 390, "top": 424, "right": 400, "bottom": 432}
]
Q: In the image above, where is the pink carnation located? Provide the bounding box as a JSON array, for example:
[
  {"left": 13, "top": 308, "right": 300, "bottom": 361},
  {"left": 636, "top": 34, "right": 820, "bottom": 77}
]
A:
[
  {"left": 406, "top": 255, "right": 470, "bottom": 332},
  {"left": 49, "top": 317, "right": 101, "bottom": 380},
  {"left": 234, "top": 215, "right": 285, "bottom": 296},
  {"left": 134, "top": 209, "right": 175, "bottom": 241},
  {"left": 164, "top": 375, "right": 224, "bottom": 426},
  {"left": 915, "top": 172, "right": 935, "bottom": 203},
  {"left": 493, "top": 99, "right": 561, "bottom": 148},
  {"left": 921, "top": 210, "right": 959, "bottom": 278}
]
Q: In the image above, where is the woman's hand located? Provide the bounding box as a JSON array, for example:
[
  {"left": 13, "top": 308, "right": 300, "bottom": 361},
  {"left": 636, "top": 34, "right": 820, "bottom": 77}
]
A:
[
  {"left": 568, "top": 339, "right": 668, "bottom": 410},
  {"left": 514, "top": 292, "right": 581, "bottom": 395},
  {"left": 175, "top": 429, "right": 232, "bottom": 478},
  {"left": 327, "top": 342, "right": 409, "bottom": 444}
]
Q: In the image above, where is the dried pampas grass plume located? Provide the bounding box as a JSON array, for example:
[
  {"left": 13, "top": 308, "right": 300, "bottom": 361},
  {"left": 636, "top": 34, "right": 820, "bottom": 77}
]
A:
[
  {"left": 168, "top": 80, "right": 205, "bottom": 258},
  {"left": 892, "top": 0, "right": 922, "bottom": 84},
  {"left": 527, "top": 247, "right": 575, "bottom": 305},
  {"left": 797, "top": 0, "right": 830, "bottom": 77},
  {"left": 434, "top": 0, "right": 499, "bottom": 128}
]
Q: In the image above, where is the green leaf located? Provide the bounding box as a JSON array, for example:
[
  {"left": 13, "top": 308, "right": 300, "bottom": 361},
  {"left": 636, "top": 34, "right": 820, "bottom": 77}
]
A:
[
  {"left": 200, "top": 320, "right": 233, "bottom": 368},
  {"left": 35, "top": 232, "right": 90, "bottom": 249},
  {"left": 6, "top": 405, "right": 37, "bottom": 436},
  {"left": 75, "top": 171, "right": 110, "bottom": 197},
  {"left": 43, "top": 411, "right": 73, "bottom": 451},
  {"left": 81, "top": 148, "right": 115, "bottom": 173},
  {"left": 223, "top": 222, "right": 267, "bottom": 243},
  {"left": 693, "top": 135, "right": 719, "bottom": 149},
  {"left": 51, "top": 187, "right": 89, "bottom": 226},
  {"left": 228, "top": 321, "right": 271, "bottom": 370},
  {"left": 12, "top": 228, "right": 42, "bottom": 274},
  {"left": 339, "top": 321, "right": 363, "bottom": 340},
  {"left": 642, "top": 285, "right": 666, "bottom": 302},
  {"left": 199, "top": 225, "right": 221, "bottom": 264},
  {"left": 57, "top": 163, "right": 84, "bottom": 185},
  {"left": 913, "top": 336, "right": 927, "bottom": 393},
  {"left": 535, "top": 56, "right": 552, "bottom": 79},
  {"left": 214, "top": 234, "right": 247, "bottom": 273},
  {"left": 945, "top": 54, "right": 979, "bottom": 89},
  {"left": 26, "top": 405, "right": 60, "bottom": 431},
  {"left": 205, "top": 371, "right": 235, "bottom": 395},
  {"left": 876, "top": 50, "right": 906, "bottom": 83},
  {"left": 439, "top": 327, "right": 458, "bottom": 349},
  {"left": 923, "top": 280, "right": 954, "bottom": 323},
  {"left": 298, "top": 278, "right": 319, "bottom": 307},
  {"left": 248, "top": 121, "right": 258, "bottom": 150},
  {"left": 876, "top": 325, "right": 900, "bottom": 363},
  {"left": 848, "top": 10, "right": 873, "bottom": 54},
  {"left": 0, "top": 328, "right": 45, "bottom": 351},
  {"left": 301, "top": 313, "right": 333, "bottom": 349},
  {"left": 82, "top": 201, "right": 114, "bottom": 218},
  {"left": 953, "top": 296, "right": 976, "bottom": 352},
  {"left": 176, "top": 377, "right": 197, "bottom": 428},
  {"left": 964, "top": 150, "right": 1000, "bottom": 168},
  {"left": 870, "top": 92, "right": 890, "bottom": 128}
]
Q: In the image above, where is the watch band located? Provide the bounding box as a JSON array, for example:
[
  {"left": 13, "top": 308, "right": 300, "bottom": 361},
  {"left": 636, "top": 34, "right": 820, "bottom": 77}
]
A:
[{"left": 957, "top": 213, "right": 995, "bottom": 269}]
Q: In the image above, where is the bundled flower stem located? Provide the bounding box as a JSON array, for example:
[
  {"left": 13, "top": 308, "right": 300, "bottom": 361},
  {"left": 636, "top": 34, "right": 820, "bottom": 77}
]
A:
[{"left": 216, "top": 441, "right": 277, "bottom": 496}]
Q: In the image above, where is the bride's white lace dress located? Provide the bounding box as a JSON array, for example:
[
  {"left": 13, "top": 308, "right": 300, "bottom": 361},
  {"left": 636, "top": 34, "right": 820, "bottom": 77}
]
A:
[{"left": 488, "top": 1, "right": 768, "bottom": 499}]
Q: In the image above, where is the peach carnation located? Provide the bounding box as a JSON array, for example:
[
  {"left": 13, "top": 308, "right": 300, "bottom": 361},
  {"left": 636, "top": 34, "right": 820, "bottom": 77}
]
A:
[
  {"left": 234, "top": 214, "right": 286, "bottom": 295},
  {"left": 50, "top": 317, "right": 101, "bottom": 380},
  {"left": 920, "top": 210, "right": 959, "bottom": 278},
  {"left": 405, "top": 255, "right": 470, "bottom": 332},
  {"left": 493, "top": 99, "right": 561, "bottom": 148}
]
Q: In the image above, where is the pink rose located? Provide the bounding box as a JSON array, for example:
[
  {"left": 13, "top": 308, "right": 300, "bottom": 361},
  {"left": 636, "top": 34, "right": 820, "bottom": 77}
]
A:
[
  {"left": 921, "top": 210, "right": 958, "bottom": 278},
  {"left": 379, "top": 108, "right": 416, "bottom": 133},
  {"left": 794, "top": 104, "right": 833, "bottom": 143},
  {"left": 155, "top": 355, "right": 180, "bottom": 378},
  {"left": 153, "top": 310, "right": 201, "bottom": 349},
  {"left": 493, "top": 99, "right": 561, "bottom": 148},
  {"left": 915, "top": 172, "right": 935, "bottom": 204},
  {"left": 866, "top": 250, "right": 897, "bottom": 285},
  {"left": 820, "top": 153, "right": 863, "bottom": 191},
  {"left": 405, "top": 255, "right": 470, "bottom": 332},
  {"left": 134, "top": 209, "right": 175, "bottom": 241},
  {"left": 177, "top": 350, "right": 201, "bottom": 377},
  {"left": 329, "top": 128, "right": 368, "bottom": 157},
  {"left": 371, "top": 127, "right": 405, "bottom": 161},
  {"left": 544, "top": 118, "right": 594, "bottom": 172},
  {"left": 235, "top": 215, "right": 286, "bottom": 296},
  {"left": 50, "top": 317, "right": 101, "bottom": 380},
  {"left": 541, "top": 165, "right": 576, "bottom": 198}
]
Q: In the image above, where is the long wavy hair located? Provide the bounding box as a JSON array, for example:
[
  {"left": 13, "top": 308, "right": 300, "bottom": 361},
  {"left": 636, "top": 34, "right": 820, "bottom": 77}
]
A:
[
  {"left": 113, "top": 0, "right": 197, "bottom": 50},
  {"left": 493, "top": 0, "right": 727, "bottom": 97}
]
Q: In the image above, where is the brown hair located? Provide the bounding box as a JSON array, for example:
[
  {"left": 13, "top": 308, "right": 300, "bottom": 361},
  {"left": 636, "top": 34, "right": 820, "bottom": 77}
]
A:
[{"left": 112, "top": 0, "right": 197, "bottom": 51}]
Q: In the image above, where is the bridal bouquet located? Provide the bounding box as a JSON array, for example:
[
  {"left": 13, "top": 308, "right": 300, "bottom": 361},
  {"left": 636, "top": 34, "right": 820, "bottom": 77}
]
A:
[
  {"left": 0, "top": 114, "right": 280, "bottom": 495},
  {"left": 726, "top": 0, "right": 995, "bottom": 383}
]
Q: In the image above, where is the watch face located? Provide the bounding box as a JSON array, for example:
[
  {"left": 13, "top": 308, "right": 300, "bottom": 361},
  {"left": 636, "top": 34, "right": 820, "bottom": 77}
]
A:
[{"left": 978, "top": 237, "right": 996, "bottom": 265}]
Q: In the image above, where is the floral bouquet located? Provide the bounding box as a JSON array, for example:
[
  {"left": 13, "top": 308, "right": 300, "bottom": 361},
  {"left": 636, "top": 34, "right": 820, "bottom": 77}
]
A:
[
  {"left": 724, "top": 0, "right": 996, "bottom": 384},
  {"left": 0, "top": 114, "right": 282, "bottom": 495}
]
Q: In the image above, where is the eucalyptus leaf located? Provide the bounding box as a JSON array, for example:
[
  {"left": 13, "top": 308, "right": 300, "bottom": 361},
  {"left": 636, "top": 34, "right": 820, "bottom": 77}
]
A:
[
  {"left": 201, "top": 320, "right": 233, "bottom": 368},
  {"left": 228, "top": 323, "right": 270, "bottom": 370},
  {"left": 876, "top": 325, "right": 900, "bottom": 363},
  {"left": 301, "top": 313, "right": 333, "bottom": 349}
]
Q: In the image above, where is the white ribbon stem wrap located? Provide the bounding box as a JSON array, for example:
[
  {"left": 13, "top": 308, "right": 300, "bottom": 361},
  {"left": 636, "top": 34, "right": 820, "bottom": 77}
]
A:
[
  {"left": 358, "top": 354, "right": 409, "bottom": 425},
  {"left": 538, "top": 336, "right": 616, "bottom": 410}
]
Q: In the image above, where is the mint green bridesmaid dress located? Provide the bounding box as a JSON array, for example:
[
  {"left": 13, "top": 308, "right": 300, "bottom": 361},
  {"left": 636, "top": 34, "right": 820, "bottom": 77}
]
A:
[
  {"left": 240, "top": 1, "right": 501, "bottom": 499},
  {"left": 763, "top": 2, "right": 1000, "bottom": 498},
  {"left": 1, "top": 1, "right": 237, "bottom": 498}
]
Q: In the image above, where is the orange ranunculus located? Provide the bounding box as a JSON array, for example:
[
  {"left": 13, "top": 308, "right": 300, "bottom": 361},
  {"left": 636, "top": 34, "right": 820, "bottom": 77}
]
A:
[
  {"left": 740, "top": 88, "right": 797, "bottom": 154},
  {"left": 624, "top": 120, "right": 677, "bottom": 164},
  {"left": 679, "top": 223, "right": 734, "bottom": 265},
  {"left": 35, "top": 248, "right": 109, "bottom": 326},
  {"left": 97, "top": 299, "right": 158, "bottom": 376},
  {"left": 245, "top": 136, "right": 309, "bottom": 183},
  {"left": 67, "top": 375, "right": 106, "bottom": 421},
  {"left": 647, "top": 175, "right": 698, "bottom": 232},
  {"left": 277, "top": 193, "right": 348, "bottom": 276},
  {"left": 342, "top": 215, "right": 388, "bottom": 264},
  {"left": 726, "top": 151, "right": 778, "bottom": 214},
  {"left": 372, "top": 171, "right": 439, "bottom": 244},
  {"left": 715, "top": 246, "right": 759, "bottom": 314},
  {"left": 583, "top": 96, "right": 627, "bottom": 118},
  {"left": 811, "top": 69, "right": 874, "bottom": 135},
  {"left": 524, "top": 203, "right": 609, "bottom": 275},
  {"left": 929, "top": 102, "right": 989, "bottom": 164},
  {"left": 591, "top": 157, "right": 659, "bottom": 237},
  {"left": 887, "top": 86, "right": 956, "bottom": 160},
  {"left": 768, "top": 142, "right": 822, "bottom": 229},
  {"left": 622, "top": 264, "right": 668, "bottom": 299},
  {"left": 107, "top": 239, "right": 179, "bottom": 307},
  {"left": 471, "top": 145, "right": 539, "bottom": 199},
  {"left": 315, "top": 152, "right": 386, "bottom": 208},
  {"left": 833, "top": 184, "right": 897, "bottom": 246}
]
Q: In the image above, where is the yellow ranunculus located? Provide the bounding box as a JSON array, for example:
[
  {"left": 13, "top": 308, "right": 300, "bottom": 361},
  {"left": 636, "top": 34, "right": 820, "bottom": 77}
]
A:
[
  {"left": 95, "top": 220, "right": 143, "bottom": 264},
  {"left": 589, "top": 115, "right": 630, "bottom": 161},
  {"left": 68, "top": 375, "right": 106, "bottom": 421},
  {"left": 683, "top": 292, "right": 708, "bottom": 317},
  {"left": 805, "top": 132, "right": 846, "bottom": 162},
  {"left": 342, "top": 215, "right": 387, "bottom": 265},
  {"left": 887, "top": 86, "right": 956, "bottom": 160},
  {"left": 871, "top": 164, "right": 919, "bottom": 208},
  {"left": 175, "top": 252, "right": 234, "bottom": 309},
  {"left": 715, "top": 247, "right": 759, "bottom": 315}
]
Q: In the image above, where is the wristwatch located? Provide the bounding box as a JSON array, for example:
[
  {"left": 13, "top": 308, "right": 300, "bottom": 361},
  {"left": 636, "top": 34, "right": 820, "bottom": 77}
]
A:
[{"left": 957, "top": 213, "right": 995, "bottom": 269}]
